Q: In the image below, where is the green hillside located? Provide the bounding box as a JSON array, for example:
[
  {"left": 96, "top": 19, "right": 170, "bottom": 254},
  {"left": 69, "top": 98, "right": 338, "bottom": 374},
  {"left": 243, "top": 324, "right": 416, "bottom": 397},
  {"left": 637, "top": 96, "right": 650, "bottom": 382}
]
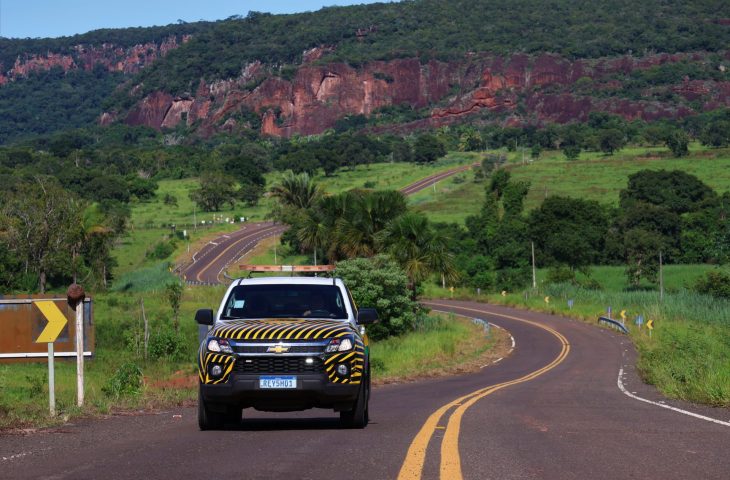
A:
[{"left": 134, "top": 0, "right": 730, "bottom": 96}]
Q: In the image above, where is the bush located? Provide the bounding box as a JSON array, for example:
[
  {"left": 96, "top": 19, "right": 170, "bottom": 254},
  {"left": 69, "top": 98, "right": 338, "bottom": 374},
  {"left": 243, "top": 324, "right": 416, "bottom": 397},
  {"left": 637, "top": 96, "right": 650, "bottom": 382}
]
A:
[
  {"left": 146, "top": 240, "right": 175, "bottom": 260},
  {"left": 103, "top": 362, "right": 143, "bottom": 398},
  {"left": 694, "top": 270, "right": 730, "bottom": 299},
  {"left": 335, "top": 255, "right": 421, "bottom": 340},
  {"left": 546, "top": 266, "right": 576, "bottom": 284},
  {"left": 148, "top": 327, "right": 187, "bottom": 360}
]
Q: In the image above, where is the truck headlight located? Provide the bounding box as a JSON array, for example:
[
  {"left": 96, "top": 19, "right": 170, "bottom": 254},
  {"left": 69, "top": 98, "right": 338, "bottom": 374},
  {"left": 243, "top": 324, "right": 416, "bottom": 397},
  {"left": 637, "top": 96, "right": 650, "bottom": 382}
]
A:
[
  {"left": 207, "top": 338, "right": 233, "bottom": 354},
  {"left": 326, "top": 335, "right": 354, "bottom": 353}
]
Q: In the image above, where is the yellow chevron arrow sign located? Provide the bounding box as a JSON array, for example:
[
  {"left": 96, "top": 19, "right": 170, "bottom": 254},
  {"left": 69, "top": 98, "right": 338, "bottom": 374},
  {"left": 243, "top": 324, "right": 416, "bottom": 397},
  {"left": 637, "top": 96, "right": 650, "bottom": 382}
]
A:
[
  {"left": 35, "top": 301, "right": 68, "bottom": 343},
  {"left": 646, "top": 319, "right": 654, "bottom": 330}
]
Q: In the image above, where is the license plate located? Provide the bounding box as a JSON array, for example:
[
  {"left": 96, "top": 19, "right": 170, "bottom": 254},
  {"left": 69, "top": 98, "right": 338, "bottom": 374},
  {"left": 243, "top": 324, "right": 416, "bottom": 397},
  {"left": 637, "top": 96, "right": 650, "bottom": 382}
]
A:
[{"left": 259, "top": 376, "right": 297, "bottom": 389}]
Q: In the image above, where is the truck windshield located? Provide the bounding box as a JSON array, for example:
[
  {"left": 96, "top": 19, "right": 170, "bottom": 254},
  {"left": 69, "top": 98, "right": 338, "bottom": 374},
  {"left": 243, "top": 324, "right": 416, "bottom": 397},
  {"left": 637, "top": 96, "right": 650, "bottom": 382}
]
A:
[{"left": 222, "top": 284, "right": 348, "bottom": 319}]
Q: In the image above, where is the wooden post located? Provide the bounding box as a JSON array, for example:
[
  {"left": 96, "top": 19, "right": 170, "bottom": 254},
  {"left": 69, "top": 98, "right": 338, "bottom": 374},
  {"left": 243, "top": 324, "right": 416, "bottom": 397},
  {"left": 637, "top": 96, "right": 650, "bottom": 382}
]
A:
[
  {"left": 76, "top": 301, "right": 84, "bottom": 407},
  {"left": 48, "top": 343, "right": 55, "bottom": 416},
  {"left": 531, "top": 241, "right": 537, "bottom": 289}
]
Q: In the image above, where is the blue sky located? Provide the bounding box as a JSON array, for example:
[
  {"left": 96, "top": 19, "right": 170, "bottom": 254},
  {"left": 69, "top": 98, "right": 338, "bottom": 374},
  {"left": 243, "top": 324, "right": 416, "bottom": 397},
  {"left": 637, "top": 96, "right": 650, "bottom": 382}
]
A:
[{"left": 0, "top": 0, "right": 394, "bottom": 39}]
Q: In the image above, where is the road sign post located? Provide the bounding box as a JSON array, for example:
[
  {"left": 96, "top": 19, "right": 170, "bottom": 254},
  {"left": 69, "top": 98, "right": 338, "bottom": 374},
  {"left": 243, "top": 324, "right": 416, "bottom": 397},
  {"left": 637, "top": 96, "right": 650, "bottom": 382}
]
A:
[{"left": 34, "top": 300, "right": 69, "bottom": 416}]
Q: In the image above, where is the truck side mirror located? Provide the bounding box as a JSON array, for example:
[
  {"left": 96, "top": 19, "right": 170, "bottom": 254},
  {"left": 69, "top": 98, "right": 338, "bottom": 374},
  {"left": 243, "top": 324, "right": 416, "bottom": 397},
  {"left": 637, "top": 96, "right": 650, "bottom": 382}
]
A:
[
  {"left": 195, "top": 309, "right": 214, "bottom": 326},
  {"left": 357, "top": 308, "right": 379, "bottom": 325}
]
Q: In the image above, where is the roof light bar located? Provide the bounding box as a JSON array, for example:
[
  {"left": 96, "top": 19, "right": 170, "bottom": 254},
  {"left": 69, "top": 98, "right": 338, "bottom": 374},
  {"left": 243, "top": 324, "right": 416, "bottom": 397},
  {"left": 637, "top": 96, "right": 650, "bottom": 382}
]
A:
[{"left": 239, "top": 265, "right": 335, "bottom": 272}]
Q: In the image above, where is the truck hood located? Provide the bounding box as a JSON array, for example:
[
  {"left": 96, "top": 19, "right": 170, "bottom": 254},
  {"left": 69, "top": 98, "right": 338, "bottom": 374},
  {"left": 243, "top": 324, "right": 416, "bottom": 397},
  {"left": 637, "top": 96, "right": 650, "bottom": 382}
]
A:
[{"left": 211, "top": 319, "right": 354, "bottom": 341}]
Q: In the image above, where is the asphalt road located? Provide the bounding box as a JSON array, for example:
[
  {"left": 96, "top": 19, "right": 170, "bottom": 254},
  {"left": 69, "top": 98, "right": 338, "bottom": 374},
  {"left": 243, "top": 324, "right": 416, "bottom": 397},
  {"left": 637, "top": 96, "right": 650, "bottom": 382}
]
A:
[
  {"left": 2, "top": 300, "right": 728, "bottom": 479},
  {"left": 182, "top": 164, "right": 477, "bottom": 285},
  {"left": 182, "top": 222, "right": 287, "bottom": 285}
]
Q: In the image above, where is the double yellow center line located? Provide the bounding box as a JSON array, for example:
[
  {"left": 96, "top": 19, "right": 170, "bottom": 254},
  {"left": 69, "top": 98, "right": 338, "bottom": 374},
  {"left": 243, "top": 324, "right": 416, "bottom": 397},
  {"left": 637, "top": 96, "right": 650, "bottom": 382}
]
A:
[{"left": 397, "top": 303, "right": 571, "bottom": 480}]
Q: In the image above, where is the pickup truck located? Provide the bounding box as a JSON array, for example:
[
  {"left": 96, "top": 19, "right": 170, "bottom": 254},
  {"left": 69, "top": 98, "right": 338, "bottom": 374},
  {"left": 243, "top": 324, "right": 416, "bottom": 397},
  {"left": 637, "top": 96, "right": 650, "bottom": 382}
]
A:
[{"left": 195, "top": 275, "right": 378, "bottom": 430}]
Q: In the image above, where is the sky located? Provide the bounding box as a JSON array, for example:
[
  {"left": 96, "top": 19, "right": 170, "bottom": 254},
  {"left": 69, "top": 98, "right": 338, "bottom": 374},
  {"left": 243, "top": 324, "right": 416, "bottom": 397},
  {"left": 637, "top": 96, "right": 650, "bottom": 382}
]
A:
[{"left": 0, "top": 0, "right": 394, "bottom": 39}]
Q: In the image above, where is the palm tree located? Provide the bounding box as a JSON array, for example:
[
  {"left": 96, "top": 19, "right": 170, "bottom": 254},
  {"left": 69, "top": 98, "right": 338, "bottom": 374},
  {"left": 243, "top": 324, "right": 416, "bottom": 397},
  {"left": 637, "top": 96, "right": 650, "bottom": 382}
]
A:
[
  {"left": 331, "top": 190, "right": 407, "bottom": 259},
  {"left": 270, "top": 171, "right": 323, "bottom": 210},
  {"left": 297, "top": 209, "right": 329, "bottom": 265},
  {"left": 378, "top": 212, "right": 458, "bottom": 299}
]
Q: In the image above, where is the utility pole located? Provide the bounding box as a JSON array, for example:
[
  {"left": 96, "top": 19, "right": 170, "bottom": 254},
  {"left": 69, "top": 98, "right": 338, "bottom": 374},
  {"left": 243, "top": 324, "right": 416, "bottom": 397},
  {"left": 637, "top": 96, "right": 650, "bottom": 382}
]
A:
[
  {"left": 659, "top": 251, "right": 664, "bottom": 301},
  {"left": 531, "top": 241, "right": 537, "bottom": 289}
]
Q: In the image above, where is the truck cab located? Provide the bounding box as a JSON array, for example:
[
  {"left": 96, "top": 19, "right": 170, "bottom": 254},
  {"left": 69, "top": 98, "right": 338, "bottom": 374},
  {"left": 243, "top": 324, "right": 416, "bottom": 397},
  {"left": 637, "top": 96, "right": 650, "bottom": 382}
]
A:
[{"left": 195, "top": 273, "right": 377, "bottom": 430}]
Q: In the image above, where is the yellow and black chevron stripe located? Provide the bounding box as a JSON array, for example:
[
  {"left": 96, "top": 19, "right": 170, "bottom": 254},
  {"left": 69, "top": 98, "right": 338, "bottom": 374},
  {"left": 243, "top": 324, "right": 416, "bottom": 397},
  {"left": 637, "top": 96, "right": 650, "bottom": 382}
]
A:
[
  {"left": 211, "top": 319, "right": 355, "bottom": 341},
  {"left": 198, "top": 349, "right": 236, "bottom": 385},
  {"left": 324, "top": 337, "right": 366, "bottom": 384}
]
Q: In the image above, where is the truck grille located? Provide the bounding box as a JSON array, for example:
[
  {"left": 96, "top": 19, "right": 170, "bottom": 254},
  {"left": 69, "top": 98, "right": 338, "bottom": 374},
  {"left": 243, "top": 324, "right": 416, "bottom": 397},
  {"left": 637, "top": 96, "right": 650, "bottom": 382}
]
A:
[
  {"left": 233, "top": 344, "right": 326, "bottom": 355},
  {"left": 235, "top": 357, "right": 325, "bottom": 374}
]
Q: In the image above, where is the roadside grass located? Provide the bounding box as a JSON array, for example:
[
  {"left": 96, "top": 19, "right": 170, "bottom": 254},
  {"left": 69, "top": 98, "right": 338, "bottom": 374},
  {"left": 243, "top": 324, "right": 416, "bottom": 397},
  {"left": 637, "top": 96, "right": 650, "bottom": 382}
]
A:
[
  {"left": 542, "top": 264, "right": 717, "bottom": 292},
  {"left": 425, "top": 274, "right": 730, "bottom": 407},
  {"left": 371, "top": 313, "right": 507, "bottom": 383}
]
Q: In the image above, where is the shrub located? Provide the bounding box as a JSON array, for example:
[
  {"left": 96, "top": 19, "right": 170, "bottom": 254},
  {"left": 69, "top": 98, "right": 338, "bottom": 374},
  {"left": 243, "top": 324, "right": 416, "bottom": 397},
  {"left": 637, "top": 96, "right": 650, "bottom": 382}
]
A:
[
  {"left": 694, "top": 270, "right": 730, "bottom": 299},
  {"left": 103, "top": 362, "right": 143, "bottom": 398},
  {"left": 148, "top": 327, "right": 187, "bottom": 360},
  {"left": 335, "top": 255, "right": 421, "bottom": 340},
  {"left": 146, "top": 240, "right": 175, "bottom": 260},
  {"left": 546, "top": 266, "right": 576, "bottom": 284}
]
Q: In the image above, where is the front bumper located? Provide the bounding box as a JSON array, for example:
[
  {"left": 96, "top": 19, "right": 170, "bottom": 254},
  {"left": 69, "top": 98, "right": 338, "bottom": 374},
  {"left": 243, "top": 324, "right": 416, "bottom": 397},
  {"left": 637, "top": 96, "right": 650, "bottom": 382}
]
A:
[{"left": 200, "top": 373, "right": 360, "bottom": 412}]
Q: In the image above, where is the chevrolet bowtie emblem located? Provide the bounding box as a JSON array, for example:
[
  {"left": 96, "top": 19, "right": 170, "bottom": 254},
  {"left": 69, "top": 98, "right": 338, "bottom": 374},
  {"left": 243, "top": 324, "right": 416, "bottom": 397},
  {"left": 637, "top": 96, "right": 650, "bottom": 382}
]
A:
[{"left": 267, "top": 344, "right": 290, "bottom": 354}]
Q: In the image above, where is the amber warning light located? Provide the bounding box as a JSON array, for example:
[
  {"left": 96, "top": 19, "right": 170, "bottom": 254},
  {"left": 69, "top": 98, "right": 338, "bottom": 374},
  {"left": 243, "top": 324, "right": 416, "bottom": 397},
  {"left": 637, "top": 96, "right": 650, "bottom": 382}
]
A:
[{"left": 239, "top": 265, "right": 335, "bottom": 272}]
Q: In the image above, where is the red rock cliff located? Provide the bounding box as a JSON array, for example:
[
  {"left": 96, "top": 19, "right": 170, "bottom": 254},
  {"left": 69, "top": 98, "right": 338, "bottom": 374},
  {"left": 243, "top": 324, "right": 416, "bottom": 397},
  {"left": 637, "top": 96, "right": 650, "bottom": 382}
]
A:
[
  {"left": 1, "top": 35, "right": 190, "bottom": 81},
  {"left": 122, "top": 51, "right": 730, "bottom": 136}
]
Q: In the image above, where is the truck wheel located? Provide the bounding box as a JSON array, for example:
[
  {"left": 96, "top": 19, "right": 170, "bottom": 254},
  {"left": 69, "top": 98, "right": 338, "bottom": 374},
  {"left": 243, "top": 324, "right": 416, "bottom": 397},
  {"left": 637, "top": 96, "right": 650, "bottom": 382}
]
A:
[
  {"left": 198, "top": 388, "right": 225, "bottom": 430},
  {"left": 340, "top": 379, "right": 369, "bottom": 429}
]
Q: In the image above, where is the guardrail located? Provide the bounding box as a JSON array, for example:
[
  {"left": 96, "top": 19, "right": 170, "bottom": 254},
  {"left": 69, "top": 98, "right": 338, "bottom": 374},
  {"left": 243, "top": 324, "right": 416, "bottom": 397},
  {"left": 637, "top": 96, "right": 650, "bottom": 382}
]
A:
[
  {"left": 598, "top": 316, "right": 629, "bottom": 334},
  {"left": 471, "top": 317, "right": 491, "bottom": 335}
]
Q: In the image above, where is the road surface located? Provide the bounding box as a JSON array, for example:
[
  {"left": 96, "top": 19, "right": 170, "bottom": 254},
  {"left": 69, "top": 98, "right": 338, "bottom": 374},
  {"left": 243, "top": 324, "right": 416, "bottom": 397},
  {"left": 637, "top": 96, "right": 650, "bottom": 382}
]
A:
[{"left": 2, "top": 300, "right": 727, "bottom": 479}]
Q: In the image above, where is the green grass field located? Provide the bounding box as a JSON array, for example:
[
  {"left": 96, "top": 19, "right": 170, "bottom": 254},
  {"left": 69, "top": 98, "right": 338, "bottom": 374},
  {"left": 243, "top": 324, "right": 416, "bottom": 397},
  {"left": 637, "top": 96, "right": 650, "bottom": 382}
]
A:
[{"left": 415, "top": 144, "right": 730, "bottom": 223}]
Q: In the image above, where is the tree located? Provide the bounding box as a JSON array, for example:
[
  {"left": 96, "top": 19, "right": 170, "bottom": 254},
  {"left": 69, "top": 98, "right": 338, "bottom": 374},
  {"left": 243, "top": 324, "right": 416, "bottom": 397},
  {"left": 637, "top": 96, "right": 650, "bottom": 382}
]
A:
[
  {"left": 189, "top": 172, "right": 236, "bottom": 212},
  {"left": 378, "top": 212, "right": 457, "bottom": 299},
  {"left": 297, "top": 208, "right": 329, "bottom": 265},
  {"left": 620, "top": 170, "right": 715, "bottom": 215},
  {"left": 665, "top": 128, "right": 689, "bottom": 157},
  {"left": 335, "top": 256, "right": 419, "bottom": 340},
  {"left": 413, "top": 134, "right": 446, "bottom": 164},
  {"left": 624, "top": 228, "right": 662, "bottom": 286},
  {"left": 563, "top": 144, "right": 581, "bottom": 160},
  {"left": 166, "top": 281, "right": 184, "bottom": 333},
  {"left": 1, "top": 177, "right": 83, "bottom": 293},
  {"left": 699, "top": 119, "right": 730, "bottom": 148},
  {"left": 329, "top": 190, "right": 407, "bottom": 259},
  {"left": 270, "top": 171, "right": 323, "bottom": 211},
  {"left": 598, "top": 128, "right": 626, "bottom": 155},
  {"left": 529, "top": 196, "right": 608, "bottom": 269}
]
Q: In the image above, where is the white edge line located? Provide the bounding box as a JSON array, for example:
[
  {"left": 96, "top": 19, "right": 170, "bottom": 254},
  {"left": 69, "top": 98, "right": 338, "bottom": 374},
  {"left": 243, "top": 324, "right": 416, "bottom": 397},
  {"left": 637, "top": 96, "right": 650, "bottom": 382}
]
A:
[
  {"left": 510, "top": 334, "right": 516, "bottom": 350},
  {"left": 617, "top": 367, "right": 730, "bottom": 428}
]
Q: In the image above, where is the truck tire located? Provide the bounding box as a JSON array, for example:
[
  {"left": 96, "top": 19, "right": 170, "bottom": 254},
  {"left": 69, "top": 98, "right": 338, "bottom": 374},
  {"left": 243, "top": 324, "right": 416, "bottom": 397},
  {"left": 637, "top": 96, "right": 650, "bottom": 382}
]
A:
[
  {"left": 340, "top": 378, "right": 369, "bottom": 429},
  {"left": 198, "top": 388, "right": 226, "bottom": 430}
]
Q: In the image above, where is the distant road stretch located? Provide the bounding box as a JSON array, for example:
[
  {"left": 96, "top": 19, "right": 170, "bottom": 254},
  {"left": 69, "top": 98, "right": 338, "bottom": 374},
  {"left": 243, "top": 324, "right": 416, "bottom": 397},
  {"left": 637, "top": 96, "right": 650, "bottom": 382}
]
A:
[{"left": 182, "top": 163, "right": 478, "bottom": 285}]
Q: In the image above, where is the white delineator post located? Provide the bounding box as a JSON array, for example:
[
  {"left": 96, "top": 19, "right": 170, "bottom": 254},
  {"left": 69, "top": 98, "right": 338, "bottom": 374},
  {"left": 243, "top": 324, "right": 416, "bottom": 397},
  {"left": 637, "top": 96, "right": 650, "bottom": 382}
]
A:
[
  {"left": 48, "top": 342, "right": 55, "bottom": 416},
  {"left": 67, "top": 283, "right": 86, "bottom": 408},
  {"left": 76, "top": 300, "right": 84, "bottom": 407}
]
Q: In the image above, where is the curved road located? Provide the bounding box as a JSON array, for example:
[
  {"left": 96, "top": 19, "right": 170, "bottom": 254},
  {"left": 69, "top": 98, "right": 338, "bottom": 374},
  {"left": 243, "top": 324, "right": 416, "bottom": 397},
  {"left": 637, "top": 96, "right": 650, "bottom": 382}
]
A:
[
  {"left": 2, "top": 300, "right": 727, "bottom": 479},
  {"left": 182, "top": 163, "right": 477, "bottom": 284}
]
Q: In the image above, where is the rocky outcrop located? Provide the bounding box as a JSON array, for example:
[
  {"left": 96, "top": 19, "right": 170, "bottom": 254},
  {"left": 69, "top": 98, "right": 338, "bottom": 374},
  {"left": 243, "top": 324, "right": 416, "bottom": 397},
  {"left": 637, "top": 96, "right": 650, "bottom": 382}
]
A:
[
  {"left": 121, "top": 50, "right": 730, "bottom": 136},
  {"left": 1, "top": 35, "right": 190, "bottom": 82}
]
